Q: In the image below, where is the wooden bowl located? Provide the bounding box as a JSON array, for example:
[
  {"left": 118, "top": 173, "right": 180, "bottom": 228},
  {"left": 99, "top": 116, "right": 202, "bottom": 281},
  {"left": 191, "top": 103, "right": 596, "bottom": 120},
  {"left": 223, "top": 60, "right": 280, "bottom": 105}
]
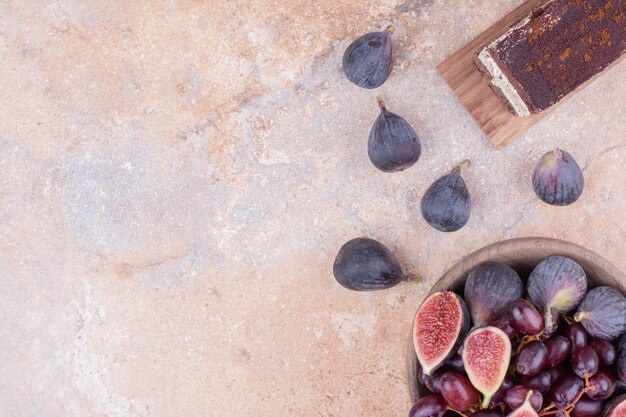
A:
[{"left": 407, "top": 237, "right": 626, "bottom": 404}]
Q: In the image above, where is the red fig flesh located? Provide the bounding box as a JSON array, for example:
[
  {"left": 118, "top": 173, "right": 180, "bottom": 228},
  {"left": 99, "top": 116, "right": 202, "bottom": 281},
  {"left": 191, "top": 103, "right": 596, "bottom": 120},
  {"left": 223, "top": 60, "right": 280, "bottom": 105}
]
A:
[
  {"left": 414, "top": 291, "right": 470, "bottom": 375},
  {"left": 462, "top": 326, "right": 512, "bottom": 408}
]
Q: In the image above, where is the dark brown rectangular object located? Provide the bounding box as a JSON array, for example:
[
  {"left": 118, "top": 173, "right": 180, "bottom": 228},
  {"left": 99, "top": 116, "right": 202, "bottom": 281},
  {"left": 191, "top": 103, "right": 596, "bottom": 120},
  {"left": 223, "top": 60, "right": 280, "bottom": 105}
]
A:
[
  {"left": 437, "top": 0, "right": 626, "bottom": 149},
  {"left": 482, "top": 0, "right": 626, "bottom": 114}
]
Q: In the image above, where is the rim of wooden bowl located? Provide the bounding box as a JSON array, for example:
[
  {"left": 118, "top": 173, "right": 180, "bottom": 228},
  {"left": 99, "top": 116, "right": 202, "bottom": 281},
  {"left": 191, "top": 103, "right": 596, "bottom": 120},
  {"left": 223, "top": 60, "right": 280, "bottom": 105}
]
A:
[{"left": 406, "top": 236, "right": 626, "bottom": 404}]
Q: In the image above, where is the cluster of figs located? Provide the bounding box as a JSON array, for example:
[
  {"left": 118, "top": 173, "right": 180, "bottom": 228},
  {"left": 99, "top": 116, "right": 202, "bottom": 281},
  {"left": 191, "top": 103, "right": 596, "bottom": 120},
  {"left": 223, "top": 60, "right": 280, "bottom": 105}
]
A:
[
  {"left": 410, "top": 256, "right": 626, "bottom": 417},
  {"left": 342, "top": 26, "right": 585, "bottom": 234}
]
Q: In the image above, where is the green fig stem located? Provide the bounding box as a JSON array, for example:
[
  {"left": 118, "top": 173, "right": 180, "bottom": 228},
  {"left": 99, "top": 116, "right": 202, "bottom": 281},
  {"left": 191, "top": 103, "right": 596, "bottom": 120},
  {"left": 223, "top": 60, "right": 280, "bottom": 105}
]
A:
[
  {"left": 376, "top": 95, "right": 386, "bottom": 109},
  {"left": 386, "top": 24, "right": 396, "bottom": 34},
  {"left": 481, "top": 396, "right": 491, "bottom": 409},
  {"left": 404, "top": 273, "right": 422, "bottom": 285},
  {"left": 452, "top": 159, "right": 471, "bottom": 174},
  {"left": 573, "top": 312, "right": 586, "bottom": 322}
]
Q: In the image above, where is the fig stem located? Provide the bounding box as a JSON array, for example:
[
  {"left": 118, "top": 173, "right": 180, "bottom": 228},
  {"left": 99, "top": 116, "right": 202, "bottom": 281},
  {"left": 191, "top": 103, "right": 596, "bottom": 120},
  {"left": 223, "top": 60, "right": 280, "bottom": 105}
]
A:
[
  {"left": 451, "top": 159, "right": 471, "bottom": 174},
  {"left": 404, "top": 273, "right": 422, "bottom": 285},
  {"left": 554, "top": 148, "right": 563, "bottom": 159},
  {"left": 376, "top": 95, "right": 386, "bottom": 109},
  {"left": 573, "top": 312, "right": 586, "bottom": 322},
  {"left": 385, "top": 24, "right": 396, "bottom": 34}
]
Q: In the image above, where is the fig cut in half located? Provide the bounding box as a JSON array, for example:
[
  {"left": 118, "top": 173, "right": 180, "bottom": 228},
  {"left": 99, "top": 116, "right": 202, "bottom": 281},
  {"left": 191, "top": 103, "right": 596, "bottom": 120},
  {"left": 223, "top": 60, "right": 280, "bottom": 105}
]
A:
[
  {"left": 413, "top": 291, "right": 470, "bottom": 375},
  {"left": 505, "top": 391, "right": 540, "bottom": 417},
  {"left": 462, "top": 326, "right": 512, "bottom": 408}
]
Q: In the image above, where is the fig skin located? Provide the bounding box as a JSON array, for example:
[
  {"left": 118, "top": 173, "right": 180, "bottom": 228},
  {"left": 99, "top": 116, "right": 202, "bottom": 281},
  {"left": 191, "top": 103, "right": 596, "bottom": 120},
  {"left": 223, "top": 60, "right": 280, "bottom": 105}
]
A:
[
  {"left": 532, "top": 149, "right": 584, "bottom": 206},
  {"left": 333, "top": 237, "right": 406, "bottom": 291},
  {"left": 464, "top": 261, "right": 523, "bottom": 327},
  {"left": 368, "top": 96, "right": 421, "bottom": 173},
  {"left": 414, "top": 291, "right": 470, "bottom": 375},
  {"left": 574, "top": 286, "right": 626, "bottom": 340},
  {"left": 420, "top": 160, "right": 471, "bottom": 233},
  {"left": 527, "top": 256, "right": 587, "bottom": 335},
  {"left": 342, "top": 25, "right": 394, "bottom": 89}
]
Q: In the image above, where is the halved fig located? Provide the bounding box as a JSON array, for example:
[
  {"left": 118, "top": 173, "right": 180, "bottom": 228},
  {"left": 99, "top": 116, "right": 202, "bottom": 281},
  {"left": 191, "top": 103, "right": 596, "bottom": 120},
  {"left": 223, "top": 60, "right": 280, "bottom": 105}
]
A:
[
  {"left": 574, "top": 286, "right": 626, "bottom": 340},
  {"left": 505, "top": 391, "right": 539, "bottom": 417},
  {"left": 414, "top": 291, "right": 470, "bottom": 375},
  {"left": 464, "top": 262, "right": 523, "bottom": 327},
  {"left": 601, "top": 395, "right": 626, "bottom": 417},
  {"left": 528, "top": 256, "right": 587, "bottom": 335},
  {"left": 462, "top": 326, "right": 512, "bottom": 408}
]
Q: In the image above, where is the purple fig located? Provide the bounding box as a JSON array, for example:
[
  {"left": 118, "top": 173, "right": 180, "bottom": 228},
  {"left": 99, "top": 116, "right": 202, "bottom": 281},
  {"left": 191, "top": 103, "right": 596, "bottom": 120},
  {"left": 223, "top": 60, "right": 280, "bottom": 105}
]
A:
[
  {"left": 532, "top": 149, "right": 584, "bottom": 206},
  {"left": 368, "top": 96, "right": 421, "bottom": 172},
  {"left": 420, "top": 160, "right": 471, "bottom": 232},
  {"left": 528, "top": 256, "right": 587, "bottom": 335},
  {"left": 342, "top": 25, "right": 394, "bottom": 89},
  {"left": 574, "top": 286, "right": 626, "bottom": 340},
  {"left": 333, "top": 237, "right": 407, "bottom": 291},
  {"left": 464, "top": 262, "right": 523, "bottom": 327}
]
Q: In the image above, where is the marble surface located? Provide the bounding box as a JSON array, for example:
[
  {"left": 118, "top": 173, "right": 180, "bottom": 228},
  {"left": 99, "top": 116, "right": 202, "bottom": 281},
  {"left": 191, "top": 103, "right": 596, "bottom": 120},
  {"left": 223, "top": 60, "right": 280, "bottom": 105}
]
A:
[{"left": 1, "top": 1, "right": 624, "bottom": 415}]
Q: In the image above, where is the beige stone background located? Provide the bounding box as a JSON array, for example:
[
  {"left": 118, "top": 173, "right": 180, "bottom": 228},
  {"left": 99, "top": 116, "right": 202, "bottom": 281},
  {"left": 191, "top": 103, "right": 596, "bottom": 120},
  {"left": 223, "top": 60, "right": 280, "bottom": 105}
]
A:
[{"left": 0, "top": 0, "right": 624, "bottom": 415}]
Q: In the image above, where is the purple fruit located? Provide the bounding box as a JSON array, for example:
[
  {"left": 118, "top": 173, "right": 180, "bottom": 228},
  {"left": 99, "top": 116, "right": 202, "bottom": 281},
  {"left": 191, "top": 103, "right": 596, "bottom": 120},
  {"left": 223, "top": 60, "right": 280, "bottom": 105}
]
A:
[
  {"left": 590, "top": 339, "right": 616, "bottom": 367},
  {"left": 528, "top": 256, "right": 587, "bottom": 335},
  {"left": 601, "top": 395, "right": 626, "bottom": 417},
  {"left": 532, "top": 148, "right": 584, "bottom": 206},
  {"left": 368, "top": 96, "right": 421, "bottom": 173},
  {"left": 464, "top": 262, "right": 523, "bottom": 327},
  {"left": 408, "top": 394, "right": 448, "bottom": 417},
  {"left": 516, "top": 341, "right": 548, "bottom": 377},
  {"left": 421, "top": 368, "right": 447, "bottom": 394},
  {"left": 586, "top": 370, "right": 615, "bottom": 400},
  {"left": 446, "top": 354, "right": 465, "bottom": 373},
  {"left": 440, "top": 371, "right": 479, "bottom": 411},
  {"left": 491, "top": 312, "right": 517, "bottom": 339},
  {"left": 343, "top": 25, "right": 394, "bottom": 89},
  {"left": 574, "top": 286, "right": 626, "bottom": 340},
  {"left": 570, "top": 396, "right": 603, "bottom": 417},
  {"left": 549, "top": 375, "right": 584, "bottom": 407},
  {"left": 572, "top": 346, "right": 599, "bottom": 379},
  {"left": 504, "top": 386, "right": 543, "bottom": 411},
  {"left": 521, "top": 370, "right": 552, "bottom": 395},
  {"left": 509, "top": 299, "right": 544, "bottom": 336},
  {"left": 333, "top": 238, "right": 406, "bottom": 291},
  {"left": 491, "top": 376, "right": 514, "bottom": 406},
  {"left": 420, "top": 160, "right": 471, "bottom": 233},
  {"left": 545, "top": 335, "right": 571, "bottom": 367},
  {"left": 546, "top": 367, "right": 566, "bottom": 386},
  {"left": 567, "top": 323, "right": 590, "bottom": 353}
]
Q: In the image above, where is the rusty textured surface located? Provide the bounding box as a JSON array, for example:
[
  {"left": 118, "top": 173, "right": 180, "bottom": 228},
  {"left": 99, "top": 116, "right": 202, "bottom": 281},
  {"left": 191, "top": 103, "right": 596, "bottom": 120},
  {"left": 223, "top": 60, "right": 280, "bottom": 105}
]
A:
[{"left": 0, "top": 1, "right": 624, "bottom": 415}]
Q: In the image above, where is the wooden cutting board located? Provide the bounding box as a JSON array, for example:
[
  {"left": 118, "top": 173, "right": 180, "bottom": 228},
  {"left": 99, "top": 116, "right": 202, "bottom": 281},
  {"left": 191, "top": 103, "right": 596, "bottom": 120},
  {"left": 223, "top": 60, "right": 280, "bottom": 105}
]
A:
[{"left": 437, "top": 0, "right": 626, "bottom": 150}]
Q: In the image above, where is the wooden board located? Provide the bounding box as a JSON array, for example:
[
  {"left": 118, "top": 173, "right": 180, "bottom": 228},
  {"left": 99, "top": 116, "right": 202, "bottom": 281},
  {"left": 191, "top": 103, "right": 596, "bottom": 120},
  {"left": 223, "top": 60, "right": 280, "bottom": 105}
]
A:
[{"left": 437, "top": 0, "right": 626, "bottom": 150}]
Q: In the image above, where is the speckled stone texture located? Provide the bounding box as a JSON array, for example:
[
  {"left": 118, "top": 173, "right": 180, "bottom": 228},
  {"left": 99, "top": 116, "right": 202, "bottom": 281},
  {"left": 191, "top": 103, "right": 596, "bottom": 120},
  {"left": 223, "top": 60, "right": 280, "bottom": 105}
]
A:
[{"left": 0, "top": 1, "right": 624, "bottom": 416}]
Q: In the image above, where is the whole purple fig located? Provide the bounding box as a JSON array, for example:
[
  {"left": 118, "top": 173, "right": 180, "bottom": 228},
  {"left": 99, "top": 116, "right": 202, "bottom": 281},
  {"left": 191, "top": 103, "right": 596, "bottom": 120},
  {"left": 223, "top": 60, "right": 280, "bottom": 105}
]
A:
[
  {"left": 342, "top": 25, "right": 394, "bottom": 89},
  {"left": 532, "top": 149, "right": 584, "bottom": 206},
  {"left": 368, "top": 96, "right": 421, "bottom": 173}
]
